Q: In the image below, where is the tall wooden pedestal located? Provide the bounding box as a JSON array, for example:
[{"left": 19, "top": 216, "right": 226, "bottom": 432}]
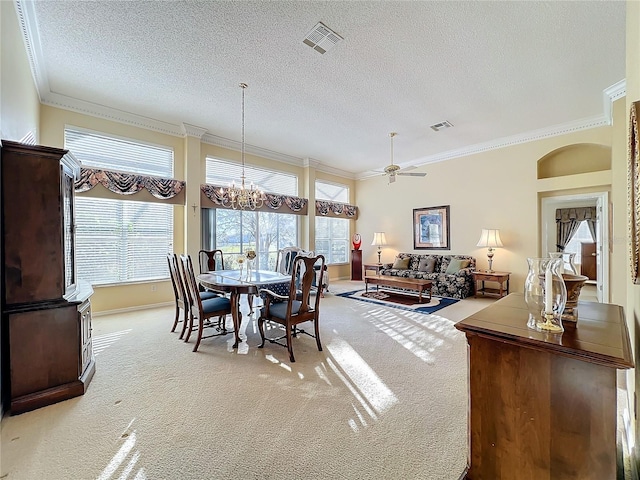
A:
[
  {"left": 455, "top": 293, "right": 633, "bottom": 480},
  {"left": 351, "top": 250, "right": 362, "bottom": 281}
]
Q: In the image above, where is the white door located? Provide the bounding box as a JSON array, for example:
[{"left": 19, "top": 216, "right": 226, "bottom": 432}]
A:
[{"left": 595, "top": 193, "right": 608, "bottom": 303}]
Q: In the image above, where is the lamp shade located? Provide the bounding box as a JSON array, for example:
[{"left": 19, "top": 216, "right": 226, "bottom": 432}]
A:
[
  {"left": 371, "top": 232, "right": 388, "bottom": 247},
  {"left": 476, "top": 229, "right": 503, "bottom": 248}
]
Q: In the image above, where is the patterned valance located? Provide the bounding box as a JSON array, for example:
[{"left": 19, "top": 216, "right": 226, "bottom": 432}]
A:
[
  {"left": 316, "top": 200, "right": 358, "bottom": 219},
  {"left": 555, "top": 207, "right": 596, "bottom": 223},
  {"left": 201, "top": 184, "right": 309, "bottom": 215},
  {"left": 75, "top": 168, "right": 185, "bottom": 200}
]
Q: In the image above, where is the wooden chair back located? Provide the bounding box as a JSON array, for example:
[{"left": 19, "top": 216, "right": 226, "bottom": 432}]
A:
[
  {"left": 180, "top": 254, "right": 202, "bottom": 311},
  {"left": 199, "top": 249, "right": 225, "bottom": 273},
  {"left": 258, "top": 254, "right": 325, "bottom": 362},
  {"left": 275, "top": 247, "right": 302, "bottom": 275},
  {"left": 288, "top": 254, "right": 324, "bottom": 321},
  {"left": 180, "top": 253, "right": 232, "bottom": 352},
  {"left": 167, "top": 253, "right": 190, "bottom": 336}
]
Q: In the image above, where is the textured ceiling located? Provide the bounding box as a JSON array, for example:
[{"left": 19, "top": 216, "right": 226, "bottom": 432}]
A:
[{"left": 22, "top": 1, "right": 625, "bottom": 178}]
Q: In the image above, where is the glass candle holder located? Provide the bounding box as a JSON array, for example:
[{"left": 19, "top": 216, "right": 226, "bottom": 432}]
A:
[
  {"left": 524, "top": 257, "right": 567, "bottom": 333},
  {"left": 549, "top": 252, "right": 578, "bottom": 275}
]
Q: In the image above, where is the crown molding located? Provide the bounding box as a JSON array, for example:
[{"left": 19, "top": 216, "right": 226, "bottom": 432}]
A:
[
  {"left": 181, "top": 123, "right": 207, "bottom": 138},
  {"left": 15, "top": 1, "right": 47, "bottom": 101},
  {"left": 41, "top": 92, "right": 185, "bottom": 136},
  {"left": 303, "top": 157, "right": 320, "bottom": 168},
  {"left": 603, "top": 79, "right": 626, "bottom": 124},
  {"left": 414, "top": 114, "right": 609, "bottom": 167},
  {"left": 357, "top": 114, "right": 611, "bottom": 180}
]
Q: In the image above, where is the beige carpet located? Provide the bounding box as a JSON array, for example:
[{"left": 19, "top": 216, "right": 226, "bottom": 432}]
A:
[{"left": 0, "top": 281, "right": 493, "bottom": 480}]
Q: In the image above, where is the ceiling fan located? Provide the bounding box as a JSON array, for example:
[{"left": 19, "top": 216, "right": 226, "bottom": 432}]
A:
[{"left": 383, "top": 132, "right": 426, "bottom": 183}]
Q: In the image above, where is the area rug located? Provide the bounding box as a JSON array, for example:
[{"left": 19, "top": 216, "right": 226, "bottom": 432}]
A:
[{"left": 337, "top": 289, "right": 459, "bottom": 314}]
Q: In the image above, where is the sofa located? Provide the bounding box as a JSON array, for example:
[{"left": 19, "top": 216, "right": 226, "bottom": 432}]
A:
[{"left": 379, "top": 253, "right": 476, "bottom": 299}]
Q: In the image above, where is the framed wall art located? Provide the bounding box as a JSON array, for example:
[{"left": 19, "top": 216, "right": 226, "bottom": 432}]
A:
[
  {"left": 629, "top": 100, "right": 640, "bottom": 284},
  {"left": 413, "top": 205, "right": 450, "bottom": 250}
]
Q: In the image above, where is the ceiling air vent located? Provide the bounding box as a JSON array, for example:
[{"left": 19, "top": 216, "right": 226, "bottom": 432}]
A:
[
  {"left": 303, "top": 22, "right": 343, "bottom": 54},
  {"left": 430, "top": 121, "right": 453, "bottom": 132}
]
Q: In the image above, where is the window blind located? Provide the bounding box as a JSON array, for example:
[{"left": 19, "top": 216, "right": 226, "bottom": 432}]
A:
[
  {"left": 65, "top": 128, "right": 174, "bottom": 285},
  {"left": 205, "top": 157, "right": 297, "bottom": 196},
  {"left": 65, "top": 128, "right": 174, "bottom": 176},
  {"left": 315, "top": 180, "right": 349, "bottom": 202},
  {"left": 315, "top": 180, "right": 349, "bottom": 264}
]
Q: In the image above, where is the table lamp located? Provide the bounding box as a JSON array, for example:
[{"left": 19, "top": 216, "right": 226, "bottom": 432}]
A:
[
  {"left": 476, "top": 229, "right": 503, "bottom": 272},
  {"left": 371, "top": 232, "right": 388, "bottom": 265}
]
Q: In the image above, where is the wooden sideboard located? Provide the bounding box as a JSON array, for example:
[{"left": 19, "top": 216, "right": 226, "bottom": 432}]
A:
[{"left": 455, "top": 293, "right": 633, "bottom": 480}]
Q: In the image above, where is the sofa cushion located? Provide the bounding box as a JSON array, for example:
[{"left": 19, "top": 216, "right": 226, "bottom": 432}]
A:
[
  {"left": 445, "top": 258, "right": 470, "bottom": 274},
  {"left": 392, "top": 257, "right": 410, "bottom": 269},
  {"left": 418, "top": 257, "right": 437, "bottom": 273}
]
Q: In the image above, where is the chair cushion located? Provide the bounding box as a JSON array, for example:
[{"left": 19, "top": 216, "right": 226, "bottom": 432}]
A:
[
  {"left": 268, "top": 300, "right": 302, "bottom": 320},
  {"left": 199, "top": 291, "right": 219, "bottom": 301},
  {"left": 201, "top": 296, "right": 231, "bottom": 314}
]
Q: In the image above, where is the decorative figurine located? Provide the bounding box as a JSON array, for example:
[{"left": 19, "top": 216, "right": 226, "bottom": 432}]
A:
[{"left": 352, "top": 233, "right": 362, "bottom": 250}]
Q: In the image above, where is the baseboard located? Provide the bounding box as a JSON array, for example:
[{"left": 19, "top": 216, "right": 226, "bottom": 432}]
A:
[
  {"left": 457, "top": 465, "right": 469, "bottom": 479},
  {"left": 92, "top": 301, "right": 173, "bottom": 317}
]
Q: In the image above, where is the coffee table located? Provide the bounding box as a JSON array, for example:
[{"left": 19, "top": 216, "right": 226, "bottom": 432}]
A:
[{"left": 364, "top": 275, "right": 433, "bottom": 303}]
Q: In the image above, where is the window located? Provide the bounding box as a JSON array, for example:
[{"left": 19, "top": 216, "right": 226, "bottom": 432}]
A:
[
  {"left": 315, "top": 180, "right": 349, "bottom": 264},
  {"left": 65, "top": 128, "right": 174, "bottom": 285},
  {"left": 564, "top": 221, "right": 595, "bottom": 265},
  {"left": 204, "top": 158, "right": 298, "bottom": 267}
]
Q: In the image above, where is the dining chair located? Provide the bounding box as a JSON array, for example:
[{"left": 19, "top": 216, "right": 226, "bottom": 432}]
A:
[
  {"left": 168, "top": 253, "right": 220, "bottom": 339},
  {"left": 167, "top": 253, "right": 189, "bottom": 338},
  {"left": 275, "top": 246, "right": 304, "bottom": 275},
  {"left": 179, "top": 254, "right": 233, "bottom": 352},
  {"left": 258, "top": 254, "right": 325, "bottom": 362}
]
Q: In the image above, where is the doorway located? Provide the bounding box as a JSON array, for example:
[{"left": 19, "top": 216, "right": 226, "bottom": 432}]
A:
[{"left": 540, "top": 191, "right": 609, "bottom": 303}]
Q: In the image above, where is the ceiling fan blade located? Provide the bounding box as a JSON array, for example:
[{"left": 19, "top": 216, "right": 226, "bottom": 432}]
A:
[
  {"left": 397, "top": 172, "right": 426, "bottom": 177},
  {"left": 397, "top": 165, "right": 417, "bottom": 173}
]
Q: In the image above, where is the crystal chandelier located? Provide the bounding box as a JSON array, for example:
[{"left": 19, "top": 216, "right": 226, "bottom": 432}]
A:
[{"left": 220, "top": 83, "right": 264, "bottom": 210}]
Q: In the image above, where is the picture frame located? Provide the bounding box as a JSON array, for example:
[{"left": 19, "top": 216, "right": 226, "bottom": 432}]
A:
[
  {"left": 413, "top": 205, "right": 450, "bottom": 250},
  {"left": 629, "top": 101, "right": 640, "bottom": 284}
]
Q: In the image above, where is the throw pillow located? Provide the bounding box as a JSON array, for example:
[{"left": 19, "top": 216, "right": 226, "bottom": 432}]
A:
[
  {"left": 418, "top": 257, "right": 436, "bottom": 273},
  {"left": 445, "top": 258, "right": 470, "bottom": 274},
  {"left": 392, "top": 257, "right": 410, "bottom": 269}
]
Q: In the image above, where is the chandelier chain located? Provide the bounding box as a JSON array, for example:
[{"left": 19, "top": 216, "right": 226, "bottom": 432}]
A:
[{"left": 219, "top": 82, "right": 264, "bottom": 210}]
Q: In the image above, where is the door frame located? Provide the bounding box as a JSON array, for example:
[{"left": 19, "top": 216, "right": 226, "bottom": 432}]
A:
[{"left": 540, "top": 191, "right": 609, "bottom": 303}]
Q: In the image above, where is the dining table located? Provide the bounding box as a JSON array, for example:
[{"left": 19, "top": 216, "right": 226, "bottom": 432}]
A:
[{"left": 197, "top": 269, "right": 291, "bottom": 348}]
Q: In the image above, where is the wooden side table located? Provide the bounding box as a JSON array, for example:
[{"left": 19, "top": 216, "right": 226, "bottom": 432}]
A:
[
  {"left": 363, "top": 263, "right": 383, "bottom": 276},
  {"left": 473, "top": 271, "right": 510, "bottom": 298}
]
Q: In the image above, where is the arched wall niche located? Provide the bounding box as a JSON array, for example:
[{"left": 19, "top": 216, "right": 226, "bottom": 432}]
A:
[{"left": 537, "top": 143, "right": 611, "bottom": 179}]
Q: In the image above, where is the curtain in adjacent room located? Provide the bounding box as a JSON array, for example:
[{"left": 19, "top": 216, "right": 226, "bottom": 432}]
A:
[{"left": 555, "top": 207, "right": 597, "bottom": 251}]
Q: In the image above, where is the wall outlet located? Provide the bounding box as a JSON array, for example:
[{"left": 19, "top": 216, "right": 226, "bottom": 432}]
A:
[{"left": 151, "top": 285, "right": 157, "bottom": 292}]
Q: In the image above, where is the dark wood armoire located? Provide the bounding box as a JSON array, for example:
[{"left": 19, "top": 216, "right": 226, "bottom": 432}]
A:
[{"left": 1, "top": 140, "right": 94, "bottom": 415}]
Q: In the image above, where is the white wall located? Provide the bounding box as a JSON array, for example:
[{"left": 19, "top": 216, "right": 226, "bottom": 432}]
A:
[
  {"left": 356, "top": 126, "right": 614, "bottom": 295},
  {"left": 1, "top": 1, "right": 39, "bottom": 141}
]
